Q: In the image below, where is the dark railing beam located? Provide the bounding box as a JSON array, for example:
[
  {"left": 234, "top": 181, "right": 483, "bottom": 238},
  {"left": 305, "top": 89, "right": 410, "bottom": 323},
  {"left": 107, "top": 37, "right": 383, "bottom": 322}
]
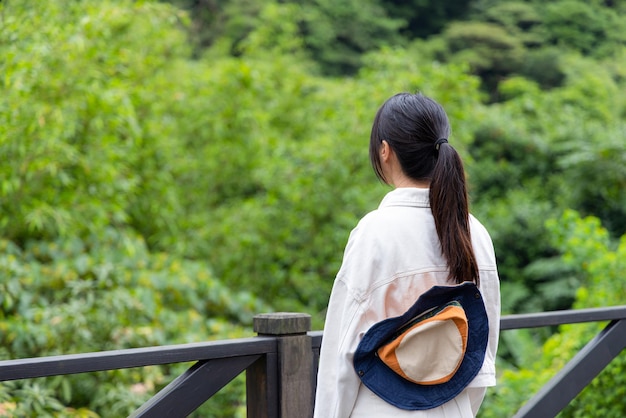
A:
[
  {"left": 514, "top": 319, "right": 626, "bottom": 418},
  {"left": 0, "top": 337, "right": 276, "bottom": 381},
  {"left": 131, "top": 355, "right": 261, "bottom": 418},
  {"left": 501, "top": 306, "right": 626, "bottom": 330}
]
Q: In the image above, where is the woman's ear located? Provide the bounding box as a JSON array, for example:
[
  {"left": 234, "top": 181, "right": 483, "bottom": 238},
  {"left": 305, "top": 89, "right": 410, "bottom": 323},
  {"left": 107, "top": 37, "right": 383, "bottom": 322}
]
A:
[{"left": 381, "top": 140, "right": 391, "bottom": 162}]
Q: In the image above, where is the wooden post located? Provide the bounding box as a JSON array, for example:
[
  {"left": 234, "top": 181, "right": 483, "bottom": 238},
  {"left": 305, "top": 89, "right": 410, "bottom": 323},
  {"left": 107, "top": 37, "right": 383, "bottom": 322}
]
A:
[{"left": 248, "top": 313, "right": 313, "bottom": 418}]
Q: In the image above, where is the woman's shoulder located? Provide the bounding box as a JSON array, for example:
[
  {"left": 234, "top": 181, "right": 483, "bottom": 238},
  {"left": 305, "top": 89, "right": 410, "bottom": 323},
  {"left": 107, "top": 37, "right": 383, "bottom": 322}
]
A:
[{"left": 350, "top": 206, "right": 412, "bottom": 241}]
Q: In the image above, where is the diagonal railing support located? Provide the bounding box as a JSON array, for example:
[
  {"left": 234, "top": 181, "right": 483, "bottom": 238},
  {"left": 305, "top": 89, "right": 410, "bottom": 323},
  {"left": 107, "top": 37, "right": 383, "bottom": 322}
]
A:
[
  {"left": 130, "top": 355, "right": 261, "bottom": 418},
  {"left": 514, "top": 319, "right": 626, "bottom": 418}
]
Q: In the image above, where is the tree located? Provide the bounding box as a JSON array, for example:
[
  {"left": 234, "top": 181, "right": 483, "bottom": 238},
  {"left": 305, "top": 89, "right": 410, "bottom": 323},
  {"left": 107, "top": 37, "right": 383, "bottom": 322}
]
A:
[
  {"left": 381, "top": 0, "right": 473, "bottom": 38},
  {"left": 541, "top": 0, "right": 625, "bottom": 56},
  {"left": 0, "top": 1, "right": 268, "bottom": 415},
  {"left": 167, "top": 0, "right": 404, "bottom": 75}
]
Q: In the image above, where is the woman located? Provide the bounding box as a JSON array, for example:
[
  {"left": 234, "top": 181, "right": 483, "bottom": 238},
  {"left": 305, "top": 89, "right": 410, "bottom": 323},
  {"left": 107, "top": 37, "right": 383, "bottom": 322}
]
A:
[{"left": 314, "top": 93, "right": 500, "bottom": 417}]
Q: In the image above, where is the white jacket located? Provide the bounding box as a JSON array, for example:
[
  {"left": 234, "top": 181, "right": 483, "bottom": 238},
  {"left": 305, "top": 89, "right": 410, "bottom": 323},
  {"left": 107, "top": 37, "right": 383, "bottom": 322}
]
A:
[{"left": 314, "top": 187, "right": 501, "bottom": 418}]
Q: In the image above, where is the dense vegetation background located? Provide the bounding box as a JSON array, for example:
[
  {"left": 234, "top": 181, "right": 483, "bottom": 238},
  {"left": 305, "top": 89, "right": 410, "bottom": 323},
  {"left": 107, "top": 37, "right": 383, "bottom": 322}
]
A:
[{"left": 0, "top": 0, "right": 625, "bottom": 416}]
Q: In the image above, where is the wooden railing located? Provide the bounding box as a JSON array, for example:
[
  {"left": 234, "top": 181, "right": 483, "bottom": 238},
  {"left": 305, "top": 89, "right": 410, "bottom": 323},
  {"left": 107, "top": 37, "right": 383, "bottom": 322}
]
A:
[{"left": 1, "top": 307, "right": 626, "bottom": 417}]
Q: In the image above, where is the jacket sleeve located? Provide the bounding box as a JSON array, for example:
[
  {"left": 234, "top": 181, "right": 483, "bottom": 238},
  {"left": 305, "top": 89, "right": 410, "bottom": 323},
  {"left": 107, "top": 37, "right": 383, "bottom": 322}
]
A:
[{"left": 313, "top": 277, "right": 365, "bottom": 418}]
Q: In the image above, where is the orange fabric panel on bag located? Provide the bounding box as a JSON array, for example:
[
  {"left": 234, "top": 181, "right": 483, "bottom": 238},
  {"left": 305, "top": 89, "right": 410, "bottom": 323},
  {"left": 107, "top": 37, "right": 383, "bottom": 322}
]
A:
[{"left": 377, "top": 305, "right": 468, "bottom": 385}]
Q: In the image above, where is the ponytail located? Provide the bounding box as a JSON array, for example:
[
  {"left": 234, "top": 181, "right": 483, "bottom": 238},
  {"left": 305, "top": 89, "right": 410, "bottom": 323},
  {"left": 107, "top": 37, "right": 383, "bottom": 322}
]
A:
[{"left": 429, "top": 143, "right": 479, "bottom": 285}]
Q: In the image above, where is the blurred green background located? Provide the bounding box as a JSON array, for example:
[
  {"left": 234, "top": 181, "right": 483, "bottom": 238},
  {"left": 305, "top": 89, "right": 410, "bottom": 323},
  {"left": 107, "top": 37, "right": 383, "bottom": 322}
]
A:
[{"left": 1, "top": 0, "right": 625, "bottom": 416}]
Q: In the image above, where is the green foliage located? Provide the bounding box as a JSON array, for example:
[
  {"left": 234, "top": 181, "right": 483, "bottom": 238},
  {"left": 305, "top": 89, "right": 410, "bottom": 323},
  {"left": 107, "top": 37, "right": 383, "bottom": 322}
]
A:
[
  {"left": 0, "top": 1, "right": 266, "bottom": 415},
  {"left": 444, "top": 22, "right": 525, "bottom": 73},
  {"left": 165, "top": 0, "right": 626, "bottom": 91},
  {"left": 541, "top": 1, "right": 626, "bottom": 57},
  {"left": 482, "top": 2, "right": 542, "bottom": 35},
  {"left": 173, "top": 0, "right": 404, "bottom": 75},
  {"left": 438, "top": 20, "right": 527, "bottom": 97},
  {"left": 293, "top": 0, "right": 404, "bottom": 75},
  {"left": 481, "top": 211, "right": 626, "bottom": 417},
  {"left": 517, "top": 47, "right": 566, "bottom": 89},
  {"left": 0, "top": 0, "right": 190, "bottom": 247},
  {"left": 468, "top": 50, "right": 626, "bottom": 310},
  {"left": 0, "top": 230, "right": 265, "bottom": 416},
  {"left": 437, "top": 0, "right": 626, "bottom": 97},
  {"left": 462, "top": 49, "right": 626, "bottom": 386},
  {"left": 381, "top": 0, "right": 473, "bottom": 38}
]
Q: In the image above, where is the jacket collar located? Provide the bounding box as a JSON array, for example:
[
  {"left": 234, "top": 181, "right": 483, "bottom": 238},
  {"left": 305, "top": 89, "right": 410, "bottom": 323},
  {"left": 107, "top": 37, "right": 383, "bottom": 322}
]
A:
[{"left": 378, "top": 187, "right": 430, "bottom": 209}]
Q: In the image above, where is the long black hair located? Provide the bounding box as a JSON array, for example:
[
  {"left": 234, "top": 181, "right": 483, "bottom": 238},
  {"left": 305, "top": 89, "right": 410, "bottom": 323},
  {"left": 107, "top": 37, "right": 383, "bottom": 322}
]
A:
[{"left": 369, "top": 93, "right": 479, "bottom": 285}]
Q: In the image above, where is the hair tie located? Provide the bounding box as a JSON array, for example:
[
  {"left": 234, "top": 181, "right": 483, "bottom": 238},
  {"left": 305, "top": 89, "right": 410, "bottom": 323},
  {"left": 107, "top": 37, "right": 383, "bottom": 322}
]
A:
[{"left": 434, "top": 138, "right": 448, "bottom": 151}]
